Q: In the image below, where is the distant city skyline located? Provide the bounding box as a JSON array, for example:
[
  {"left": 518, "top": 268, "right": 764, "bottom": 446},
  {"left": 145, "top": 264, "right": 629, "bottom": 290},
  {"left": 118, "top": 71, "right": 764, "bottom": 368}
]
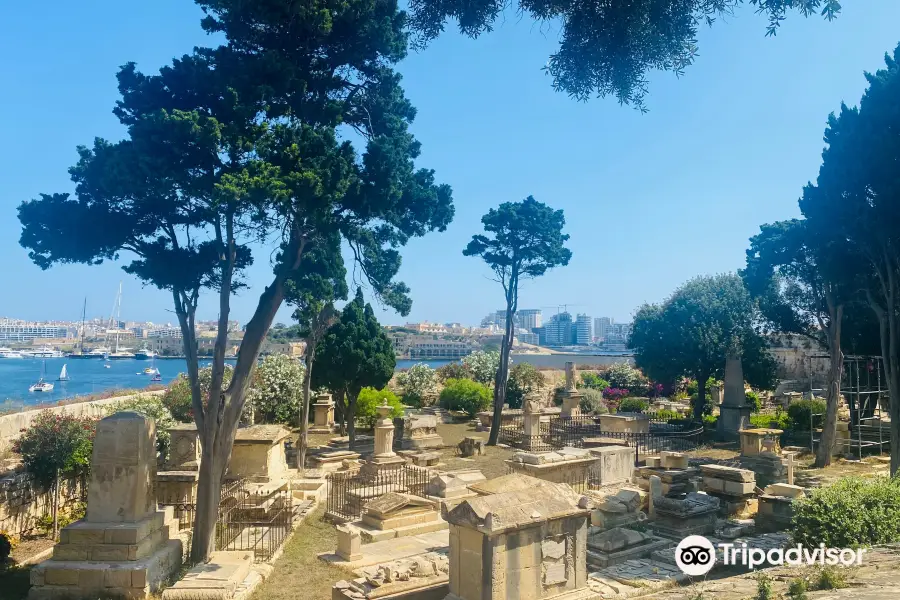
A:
[{"left": 3, "top": 3, "right": 900, "bottom": 328}]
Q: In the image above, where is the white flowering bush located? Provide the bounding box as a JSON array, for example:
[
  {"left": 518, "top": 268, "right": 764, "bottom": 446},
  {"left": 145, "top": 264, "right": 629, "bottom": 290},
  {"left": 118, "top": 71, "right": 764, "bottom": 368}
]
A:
[
  {"left": 462, "top": 351, "right": 501, "bottom": 385},
  {"left": 247, "top": 354, "right": 305, "bottom": 425},
  {"left": 397, "top": 363, "right": 438, "bottom": 406}
]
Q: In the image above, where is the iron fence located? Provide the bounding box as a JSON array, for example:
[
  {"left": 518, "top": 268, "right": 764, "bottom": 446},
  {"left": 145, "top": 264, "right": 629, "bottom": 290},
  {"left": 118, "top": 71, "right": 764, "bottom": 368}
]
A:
[
  {"left": 498, "top": 413, "right": 704, "bottom": 463},
  {"left": 325, "top": 464, "right": 432, "bottom": 523},
  {"left": 158, "top": 478, "right": 295, "bottom": 562}
]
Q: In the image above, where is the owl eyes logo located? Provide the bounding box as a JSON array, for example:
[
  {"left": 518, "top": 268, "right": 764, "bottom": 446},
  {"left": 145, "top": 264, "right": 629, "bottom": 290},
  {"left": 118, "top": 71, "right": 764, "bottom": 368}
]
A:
[{"left": 675, "top": 535, "right": 716, "bottom": 576}]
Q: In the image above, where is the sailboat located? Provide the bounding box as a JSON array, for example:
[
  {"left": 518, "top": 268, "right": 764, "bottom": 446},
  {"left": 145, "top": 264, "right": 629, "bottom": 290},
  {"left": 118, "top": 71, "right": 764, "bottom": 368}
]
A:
[
  {"left": 29, "top": 360, "right": 54, "bottom": 392},
  {"left": 151, "top": 369, "right": 162, "bottom": 383},
  {"left": 57, "top": 364, "right": 69, "bottom": 381}
]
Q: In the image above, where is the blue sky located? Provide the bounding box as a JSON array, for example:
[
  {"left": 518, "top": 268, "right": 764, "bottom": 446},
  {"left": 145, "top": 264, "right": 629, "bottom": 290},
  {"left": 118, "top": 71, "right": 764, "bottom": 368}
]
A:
[{"left": 2, "top": 1, "right": 899, "bottom": 327}]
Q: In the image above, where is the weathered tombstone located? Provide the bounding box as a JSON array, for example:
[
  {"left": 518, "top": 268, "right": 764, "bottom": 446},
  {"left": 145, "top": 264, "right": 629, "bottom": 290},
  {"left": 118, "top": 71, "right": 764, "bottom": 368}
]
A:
[
  {"left": 559, "top": 362, "right": 582, "bottom": 417},
  {"left": 157, "top": 423, "right": 201, "bottom": 523},
  {"left": 400, "top": 413, "right": 443, "bottom": 450},
  {"left": 310, "top": 393, "right": 336, "bottom": 433},
  {"left": 227, "top": 424, "right": 292, "bottom": 481},
  {"left": 457, "top": 436, "right": 485, "bottom": 458},
  {"left": 442, "top": 476, "right": 592, "bottom": 600},
  {"left": 717, "top": 355, "right": 750, "bottom": 441},
  {"left": 648, "top": 475, "right": 662, "bottom": 519},
  {"left": 29, "top": 412, "right": 182, "bottom": 600}
]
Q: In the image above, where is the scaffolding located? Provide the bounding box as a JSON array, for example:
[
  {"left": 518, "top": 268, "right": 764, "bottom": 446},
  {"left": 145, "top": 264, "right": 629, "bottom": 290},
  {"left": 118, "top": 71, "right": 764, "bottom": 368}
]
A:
[{"left": 813, "top": 355, "right": 889, "bottom": 460}]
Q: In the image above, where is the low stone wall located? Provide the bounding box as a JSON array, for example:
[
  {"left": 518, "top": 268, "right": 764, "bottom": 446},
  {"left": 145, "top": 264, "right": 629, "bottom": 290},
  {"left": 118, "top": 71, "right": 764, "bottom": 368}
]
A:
[
  {"left": 0, "top": 469, "right": 85, "bottom": 536},
  {"left": 0, "top": 390, "right": 165, "bottom": 454}
]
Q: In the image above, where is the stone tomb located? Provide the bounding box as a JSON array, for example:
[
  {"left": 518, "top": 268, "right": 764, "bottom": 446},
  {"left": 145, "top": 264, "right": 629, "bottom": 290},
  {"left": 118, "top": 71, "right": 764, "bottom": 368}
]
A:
[
  {"left": 700, "top": 464, "right": 758, "bottom": 517},
  {"left": 425, "top": 470, "right": 486, "bottom": 504},
  {"left": 228, "top": 424, "right": 292, "bottom": 482},
  {"left": 558, "top": 362, "right": 583, "bottom": 418},
  {"left": 506, "top": 447, "right": 599, "bottom": 489},
  {"left": 650, "top": 491, "right": 720, "bottom": 540},
  {"left": 586, "top": 526, "right": 671, "bottom": 569},
  {"left": 29, "top": 412, "right": 182, "bottom": 600},
  {"left": 442, "top": 476, "right": 596, "bottom": 600},
  {"left": 156, "top": 424, "right": 201, "bottom": 527},
  {"left": 597, "top": 414, "right": 649, "bottom": 434},
  {"left": 757, "top": 483, "right": 805, "bottom": 533},
  {"left": 634, "top": 459, "right": 700, "bottom": 496},
  {"left": 589, "top": 446, "right": 634, "bottom": 487},
  {"left": 401, "top": 414, "right": 444, "bottom": 450},
  {"left": 588, "top": 489, "right": 645, "bottom": 532},
  {"left": 310, "top": 393, "right": 337, "bottom": 434},
  {"left": 358, "top": 492, "right": 446, "bottom": 542},
  {"left": 738, "top": 429, "right": 786, "bottom": 487},
  {"left": 332, "top": 551, "right": 450, "bottom": 600}
]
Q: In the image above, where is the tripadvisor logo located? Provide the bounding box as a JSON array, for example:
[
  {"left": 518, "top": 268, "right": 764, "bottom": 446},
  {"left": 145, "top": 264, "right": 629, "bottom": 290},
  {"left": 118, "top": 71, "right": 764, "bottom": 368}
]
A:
[{"left": 674, "top": 536, "right": 867, "bottom": 576}]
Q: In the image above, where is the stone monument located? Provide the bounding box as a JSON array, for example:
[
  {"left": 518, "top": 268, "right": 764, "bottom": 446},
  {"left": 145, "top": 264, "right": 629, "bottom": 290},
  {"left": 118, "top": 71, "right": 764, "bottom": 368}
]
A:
[
  {"left": 442, "top": 476, "right": 595, "bottom": 600},
  {"left": 559, "top": 362, "right": 583, "bottom": 418},
  {"left": 29, "top": 412, "right": 182, "bottom": 600},
  {"left": 360, "top": 405, "right": 406, "bottom": 477},
  {"left": 717, "top": 355, "right": 751, "bottom": 441},
  {"left": 227, "top": 424, "right": 292, "bottom": 482},
  {"left": 401, "top": 413, "right": 444, "bottom": 450},
  {"left": 156, "top": 424, "right": 201, "bottom": 526},
  {"left": 309, "top": 393, "right": 337, "bottom": 434}
]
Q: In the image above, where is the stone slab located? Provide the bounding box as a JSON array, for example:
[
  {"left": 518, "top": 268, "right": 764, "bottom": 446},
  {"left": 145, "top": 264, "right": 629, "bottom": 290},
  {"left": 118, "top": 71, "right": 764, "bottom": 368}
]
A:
[
  {"left": 162, "top": 551, "right": 253, "bottom": 600},
  {"left": 699, "top": 464, "right": 756, "bottom": 483},
  {"left": 318, "top": 530, "right": 450, "bottom": 568}
]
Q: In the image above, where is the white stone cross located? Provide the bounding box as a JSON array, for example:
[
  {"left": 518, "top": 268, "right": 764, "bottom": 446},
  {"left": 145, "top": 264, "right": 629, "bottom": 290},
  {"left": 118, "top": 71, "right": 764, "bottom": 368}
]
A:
[{"left": 783, "top": 453, "right": 795, "bottom": 485}]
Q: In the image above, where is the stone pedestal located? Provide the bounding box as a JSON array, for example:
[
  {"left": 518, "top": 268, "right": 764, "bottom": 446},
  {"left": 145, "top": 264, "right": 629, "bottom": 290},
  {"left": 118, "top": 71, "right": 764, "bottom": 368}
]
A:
[
  {"left": 588, "top": 446, "right": 634, "bottom": 486},
  {"left": 227, "top": 424, "right": 292, "bottom": 482},
  {"left": 164, "top": 424, "right": 200, "bottom": 472},
  {"left": 156, "top": 424, "right": 201, "bottom": 521},
  {"left": 718, "top": 356, "right": 749, "bottom": 441},
  {"left": 560, "top": 394, "right": 582, "bottom": 418},
  {"left": 371, "top": 405, "right": 405, "bottom": 467},
  {"left": 311, "top": 393, "right": 337, "bottom": 434},
  {"left": 29, "top": 412, "right": 182, "bottom": 600},
  {"left": 739, "top": 428, "right": 783, "bottom": 457},
  {"left": 522, "top": 409, "right": 544, "bottom": 450}
]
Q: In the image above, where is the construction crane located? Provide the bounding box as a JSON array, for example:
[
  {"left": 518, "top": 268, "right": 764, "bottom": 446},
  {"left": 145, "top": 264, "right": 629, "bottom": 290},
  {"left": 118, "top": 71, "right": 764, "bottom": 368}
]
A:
[{"left": 539, "top": 304, "right": 585, "bottom": 317}]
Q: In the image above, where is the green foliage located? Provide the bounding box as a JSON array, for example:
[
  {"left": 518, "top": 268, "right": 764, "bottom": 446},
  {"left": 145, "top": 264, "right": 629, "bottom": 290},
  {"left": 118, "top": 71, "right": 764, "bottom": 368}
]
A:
[
  {"left": 787, "top": 577, "right": 808, "bottom": 600},
  {"left": 355, "top": 388, "right": 404, "bottom": 429},
  {"left": 267, "top": 324, "right": 306, "bottom": 342},
  {"left": 408, "top": 0, "right": 840, "bottom": 110},
  {"left": 815, "top": 567, "right": 847, "bottom": 590},
  {"left": 750, "top": 411, "right": 790, "bottom": 430},
  {"left": 787, "top": 399, "right": 827, "bottom": 431},
  {"left": 702, "top": 414, "right": 718, "bottom": 427},
  {"left": 397, "top": 363, "right": 438, "bottom": 407},
  {"left": 686, "top": 379, "right": 699, "bottom": 397},
  {"left": 617, "top": 397, "right": 649, "bottom": 413},
  {"left": 436, "top": 362, "right": 470, "bottom": 383},
  {"left": 792, "top": 476, "right": 900, "bottom": 548},
  {"left": 248, "top": 354, "right": 305, "bottom": 425},
  {"left": 13, "top": 412, "right": 96, "bottom": 489},
  {"left": 755, "top": 573, "right": 774, "bottom": 600},
  {"left": 439, "top": 379, "right": 492, "bottom": 417},
  {"left": 579, "top": 388, "right": 608, "bottom": 415},
  {"left": 630, "top": 273, "right": 777, "bottom": 417},
  {"left": 313, "top": 289, "right": 396, "bottom": 414},
  {"left": 461, "top": 351, "right": 501, "bottom": 385},
  {"left": 162, "top": 365, "right": 234, "bottom": 423},
  {"left": 605, "top": 363, "right": 648, "bottom": 394},
  {"left": 0, "top": 532, "right": 14, "bottom": 561},
  {"left": 655, "top": 409, "right": 679, "bottom": 421},
  {"left": 746, "top": 390, "right": 762, "bottom": 412},
  {"left": 37, "top": 502, "right": 85, "bottom": 536},
  {"left": 580, "top": 372, "right": 610, "bottom": 390},
  {"left": 505, "top": 363, "right": 545, "bottom": 409},
  {"left": 105, "top": 395, "right": 176, "bottom": 457}
]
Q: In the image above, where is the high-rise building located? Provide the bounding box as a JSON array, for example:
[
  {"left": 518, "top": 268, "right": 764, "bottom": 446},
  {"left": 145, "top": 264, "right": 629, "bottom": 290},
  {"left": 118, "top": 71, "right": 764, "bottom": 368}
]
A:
[
  {"left": 576, "top": 314, "right": 593, "bottom": 345},
  {"left": 518, "top": 309, "right": 542, "bottom": 331},
  {"left": 544, "top": 312, "right": 575, "bottom": 346},
  {"left": 594, "top": 317, "right": 612, "bottom": 341}
]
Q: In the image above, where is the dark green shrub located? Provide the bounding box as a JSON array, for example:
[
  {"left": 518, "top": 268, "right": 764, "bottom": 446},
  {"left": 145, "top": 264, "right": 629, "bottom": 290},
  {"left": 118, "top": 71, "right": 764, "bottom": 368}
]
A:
[
  {"left": 815, "top": 566, "right": 847, "bottom": 590},
  {"left": 787, "top": 578, "right": 808, "bottom": 600},
  {"left": 0, "top": 532, "right": 14, "bottom": 561},
  {"left": 755, "top": 573, "right": 774, "bottom": 600},
  {"left": 746, "top": 390, "right": 762, "bottom": 412},
  {"left": 618, "top": 397, "right": 649, "bottom": 413},
  {"left": 655, "top": 409, "right": 679, "bottom": 421},
  {"left": 787, "top": 399, "right": 827, "bottom": 431},
  {"left": 439, "top": 379, "right": 492, "bottom": 417},
  {"left": 750, "top": 411, "right": 789, "bottom": 429},
  {"left": 579, "top": 388, "right": 608, "bottom": 414},
  {"left": 793, "top": 476, "right": 900, "bottom": 548},
  {"left": 506, "top": 363, "right": 545, "bottom": 409}
]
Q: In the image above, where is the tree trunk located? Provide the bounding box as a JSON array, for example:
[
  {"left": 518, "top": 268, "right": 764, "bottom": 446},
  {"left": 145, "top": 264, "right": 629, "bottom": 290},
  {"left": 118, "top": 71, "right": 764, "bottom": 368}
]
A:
[
  {"left": 347, "top": 390, "right": 357, "bottom": 450},
  {"left": 488, "top": 308, "right": 515, "bottom": 446},
  {"left": 52, "top": 470, "right": 60, "bottom": 540},
  {"left": 298, "top": 344, "right": 315, "bottom": 472},
  {"left": 693, "top": 371, "right": 709, "bottom": 420},
  {"left": 190, "top": 446, "right": 227, "bottom": 565},
  {"left": 815, "top": 305, "right": 843, "bottom": 468}
]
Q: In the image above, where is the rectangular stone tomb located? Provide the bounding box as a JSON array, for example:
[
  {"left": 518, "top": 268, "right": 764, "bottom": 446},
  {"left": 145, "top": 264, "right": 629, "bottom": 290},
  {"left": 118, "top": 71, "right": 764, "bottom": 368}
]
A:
[
  {"left": 311, "top": 450, "right": 362, "bottom": 472},
  {"left": 651, "top": 493, "right": 720, "bottom": 540},
  {"left": 442, "top": 476, "right": 594, "bottom": 600},
  {"left": 700, "top": 464, "right": 757, "bottom": 498},
  {"left": 362, "top": 493, "right": 439, "bottom": 531},
  {"left": 598, "top": 414, "right": 650, "bottom": 434},
  {"left": 587, "top": 446, "right": 633, "bottom": 486},
  {"left": 161, "top": 551, "right": 253, "bottom": 600},
  {"left": 401, "top": 414, "right": 444, "bottom": 450},
  {"left": 466, "top": 472, "right": 565, "bottom": 497},
  {"left": 590, "top": 489, "right": 646, "bottom": 531},
  {"left": 425, "top": 470, "right": 486, "bottom": 500},
  {"left": 227, "top": 425, "right": 292, "bottom": 482},
  {"left": 506, "top": 448, "right": 600, "bottom": 488},
  {"left": 332, "top": 552, "right": 450, "bottom": 600},
  {"left": 587, "top": 527, "right": 672, "bottom": 568}
]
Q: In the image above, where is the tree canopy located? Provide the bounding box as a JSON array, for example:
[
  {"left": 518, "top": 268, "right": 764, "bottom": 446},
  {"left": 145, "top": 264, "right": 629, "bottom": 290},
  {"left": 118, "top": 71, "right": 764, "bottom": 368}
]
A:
[
  {"left": 464, "top": 196, "right": 571, "bottom": 444},
  {"left": 312, "top": 288, "right": 396, "bottom": 447},
  {"left": 629, "top": 273, "right": 776, "bottom": 416},
  {"left": 17, "top": 0, "right": 453, "bottom": 563},
  {"left": 408, "top": 0, "right": 841, "bottom": 109}
]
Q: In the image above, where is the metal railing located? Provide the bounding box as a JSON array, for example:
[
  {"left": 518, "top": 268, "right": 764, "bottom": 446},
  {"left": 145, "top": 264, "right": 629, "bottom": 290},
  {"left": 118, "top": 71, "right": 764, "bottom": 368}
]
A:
[{"left": 325, "top": 464, "right": 432, "bottom": 523}]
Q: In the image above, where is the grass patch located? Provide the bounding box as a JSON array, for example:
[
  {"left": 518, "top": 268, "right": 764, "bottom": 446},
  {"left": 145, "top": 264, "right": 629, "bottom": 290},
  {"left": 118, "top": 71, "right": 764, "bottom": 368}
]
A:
[{"left": 250, "top": 506, "right": 352, "bottom": 600}]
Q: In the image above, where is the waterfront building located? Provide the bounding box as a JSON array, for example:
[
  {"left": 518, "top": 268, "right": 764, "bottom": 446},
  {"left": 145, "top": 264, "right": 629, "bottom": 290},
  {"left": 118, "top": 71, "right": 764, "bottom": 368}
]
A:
[
  {"left": 147, "top": 327, "right": 183, "bottom": 338},
  {"left": 544, "top": 312, "right": 575, "bottom": 346},
  {"left": 518, "top": 309, "right": 542, "bottom": 331},
  {"left": 0, "top": 324, "right": 71, "bottom": 342},
  {"left": 575, "top": 314, "right": 593, "bottom": 345},
  {"left": 594, "top": 317, "right": 611, "bottom": 342}
]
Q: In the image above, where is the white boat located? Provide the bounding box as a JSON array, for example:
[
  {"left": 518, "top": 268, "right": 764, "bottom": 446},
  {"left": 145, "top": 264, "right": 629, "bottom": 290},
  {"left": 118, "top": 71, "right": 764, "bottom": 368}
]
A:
[
  {"left": 135, "top": 347, "right": 157, "bottom": 360},
  {"left": 29, "top": 379, "right": 54, "bottom": 392},
  {"left": 0, "top": 347, "right": 24, "bottom": 358},
  {"left": 103, "top": 363, "right": 111, "bottom": 369},
  {"left": 58, "top": 364, "right": 69, "bottom": 381},
  {"left": 26, "top": 346, "right": 64, "bottom": 358}
]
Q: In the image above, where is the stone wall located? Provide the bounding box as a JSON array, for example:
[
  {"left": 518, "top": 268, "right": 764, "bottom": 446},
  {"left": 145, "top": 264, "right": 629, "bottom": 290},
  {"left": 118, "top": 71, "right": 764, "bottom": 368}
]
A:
[
  {"left": 0, "top": 390, "right": 165, "bottom": 454},
  {"left": 0, "top": 469, "right": 85, "bottom": 536}
]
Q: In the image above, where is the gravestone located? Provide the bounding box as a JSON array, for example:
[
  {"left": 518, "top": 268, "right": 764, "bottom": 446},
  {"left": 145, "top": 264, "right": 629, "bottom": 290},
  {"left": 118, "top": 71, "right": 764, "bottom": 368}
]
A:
[
  {"left": 559, "top": 362, "right": 583, "bottom": 418},
  {"left": 228, "top": 424, "right": 291, "bottom": 481},
  {"left": 29, "top": 412, "right": 182, "bottom": 600},
  {"left": 156, "top": 424, "right": 201, "bottom": 525},
  {"left": 717, "top": 355, "right": 750, "bottom": 441},
  {"left": 310, "top": 393, "right": 336, "bottom": 434},
  {"left": 401, "top": 414, "right": 443, "bottom": 450}
]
